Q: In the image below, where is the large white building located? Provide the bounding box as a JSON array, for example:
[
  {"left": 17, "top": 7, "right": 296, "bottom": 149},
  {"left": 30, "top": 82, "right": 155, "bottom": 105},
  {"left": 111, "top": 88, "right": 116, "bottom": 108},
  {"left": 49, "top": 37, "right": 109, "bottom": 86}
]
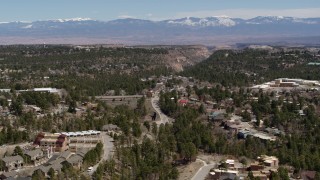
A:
[
  {"left": 252, "top": 78, "right": 320, "bottom": 90},
  {"left": 33, "top": 88, "right": 59, "bottom": 93}
]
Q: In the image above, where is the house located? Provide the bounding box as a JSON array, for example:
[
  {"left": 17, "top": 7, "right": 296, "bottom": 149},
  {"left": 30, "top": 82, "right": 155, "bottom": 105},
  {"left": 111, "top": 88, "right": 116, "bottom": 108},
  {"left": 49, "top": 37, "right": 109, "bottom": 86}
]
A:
[
  {"left": 76, "top": 148, "right": 89, "bottom": 158},
  {"left": 24, "top": 149, "right": 44, "bottom": 166},
  {"left": 226, "top": 121, "right": 252, "bottom": 134},
  {"left": 37, "top": 162, "right": 62, "bottom": 176},
  {"left": 225, "top": 159, "right": 235, "bottom": 168},
  {"left": 0, "top": 89, "right": 11, "bottom": 93},
  {"left": 251, "top": 171, "right": 268, "bottom": 180},
  {"left": 208, "top": 172, "right": 239, "bottom": 180},
  {"left": 33, "top": 151, "right": 75, "bottom": 176},
  {"left": 208, "top": 169, "right": 239, "bottom": 180},
  {"left": 264, "top": 127, "right": 285, "bottom": 136},
  {"left": 46, "top": 150, "right": 72, "bottom": 166},
  {"left": 47, "top": 158, "right": 65, "bottom": 166},
  {"left": 66, "top": 154, "right": 83, "bottom": 168},
  {"left": 178, "top": 99, "right": 188, "bottom": 106},
  {"left": 0, "top": 171, "right": 18, "bottom": 179},
  {"left": 237, "top": 129, "right": 276, "bottom": 142},
  {"left": 60, "top": 150, "right": 72, "bottom": 160},
  {"left": 1, "top": 156, "right": 24, "bottom": 172},
  {"left": 48, "top": 162, "right": 63, "bottom": 173},
  {"left": 257, "top": 155, "right": 279, "bottom": 167},
  {"left": 208, "top": 110, "right": 226, "bottom": 121},
  {"left": 247, "top": 164, "right": 264, "bottom": 171}
]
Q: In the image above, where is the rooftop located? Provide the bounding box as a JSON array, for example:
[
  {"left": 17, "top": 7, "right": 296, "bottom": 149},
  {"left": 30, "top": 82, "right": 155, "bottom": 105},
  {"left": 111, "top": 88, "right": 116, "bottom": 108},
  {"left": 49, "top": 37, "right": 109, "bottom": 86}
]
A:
[
  {"left": 33, "top": 88, "right": 58, "bottom": 93},
  {"left": 2, "top": 155, "right": 23, "bottom": 163},
  {"left": 25, "top": 149, "right": 42, "bottom": 158},
  {"left": 67, "top": 154, "right": 83, "bottom": 164},
  {"left": 0, "top": 171, "right": 17, "bottom": 178},
  {"left": 258, "top": 155, "right": 278, "bottom": 162}
]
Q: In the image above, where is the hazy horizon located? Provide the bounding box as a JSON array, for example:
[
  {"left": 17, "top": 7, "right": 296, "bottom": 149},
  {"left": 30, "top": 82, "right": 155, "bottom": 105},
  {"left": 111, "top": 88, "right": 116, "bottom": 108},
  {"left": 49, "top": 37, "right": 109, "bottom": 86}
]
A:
[{"left": 1, "top": 0, "right": 320, "bottom": 22}]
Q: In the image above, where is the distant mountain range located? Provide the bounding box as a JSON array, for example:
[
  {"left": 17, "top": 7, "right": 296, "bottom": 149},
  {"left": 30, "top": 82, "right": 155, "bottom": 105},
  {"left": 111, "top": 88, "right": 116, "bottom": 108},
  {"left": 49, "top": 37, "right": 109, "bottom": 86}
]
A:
[{"left": 1, "top": 16, "right": 320, "bottom": 45}]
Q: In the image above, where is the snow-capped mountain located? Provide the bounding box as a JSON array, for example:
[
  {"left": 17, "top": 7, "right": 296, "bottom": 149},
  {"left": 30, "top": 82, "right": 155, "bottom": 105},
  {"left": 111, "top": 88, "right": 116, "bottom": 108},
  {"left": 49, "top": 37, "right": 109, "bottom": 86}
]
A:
[
  {"left": 0, "top": 16, "right": 320, "bottom": 45},
  {"left": 49, "top": 18, "right": 93, "bottom": 23},
  {"left": 244, "top": 16, "right": 320, "bottom": 25},
  {"left": 165, "top": 16, "right": 237, "bottom": 27},
  {"left": 163, "top": 16, "right": 320, "bottom": 26}
]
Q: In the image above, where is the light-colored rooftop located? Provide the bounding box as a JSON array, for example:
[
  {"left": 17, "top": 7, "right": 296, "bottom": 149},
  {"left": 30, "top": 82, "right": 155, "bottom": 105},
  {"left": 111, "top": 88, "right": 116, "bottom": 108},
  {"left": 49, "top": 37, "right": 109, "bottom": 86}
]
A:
[
  {"left": 25, "top": 149, "right": 43, "bottom": 158},
  {"left": 33, "top": 88, "right": 58, "bottom": 93},
  {"left": 212, "top": 169, "right": 239, "bottom": 174},
  {"left": 2, "top": 155, "right": 23, "bottom": 163}
]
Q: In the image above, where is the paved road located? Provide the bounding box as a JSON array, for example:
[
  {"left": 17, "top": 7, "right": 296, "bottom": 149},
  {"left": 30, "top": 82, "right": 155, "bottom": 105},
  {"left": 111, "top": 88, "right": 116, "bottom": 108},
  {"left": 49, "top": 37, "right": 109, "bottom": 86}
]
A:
[
  {"left": 151, "top": 91, "right": 170, "bottom": 126},
  {"left": 89, "top": 132, "right": 114, "bottom": 176},
  {"left": 101, "top": 133, "right": 114, "bottom": 161},
  {"left": 191, "top": 159, "right": 216, "bottom": 180},
  {"left": 96, "top": 95, "right": 144, "bottom": 100}
]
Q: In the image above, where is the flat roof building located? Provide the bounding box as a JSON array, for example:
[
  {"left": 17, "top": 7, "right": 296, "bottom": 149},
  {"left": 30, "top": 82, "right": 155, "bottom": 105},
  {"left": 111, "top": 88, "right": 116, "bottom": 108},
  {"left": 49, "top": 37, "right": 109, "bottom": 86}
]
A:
[{"left": 33, "top": 88, "right": 58, "bottom": 93}]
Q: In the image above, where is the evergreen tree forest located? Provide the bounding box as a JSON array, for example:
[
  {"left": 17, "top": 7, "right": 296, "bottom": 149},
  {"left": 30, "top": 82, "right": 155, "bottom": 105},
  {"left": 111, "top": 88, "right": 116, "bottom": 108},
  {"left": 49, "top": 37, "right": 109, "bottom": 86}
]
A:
[{"left": 1, "top": 45, "right": 320, "bottom": 179}]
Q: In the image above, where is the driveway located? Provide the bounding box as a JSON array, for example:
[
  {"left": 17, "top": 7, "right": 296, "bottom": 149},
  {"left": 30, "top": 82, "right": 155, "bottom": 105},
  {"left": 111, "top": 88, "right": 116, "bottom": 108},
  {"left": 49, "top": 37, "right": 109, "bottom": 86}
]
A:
[{"left": 191, "top": 159, "right": 216, "bottom": 180}]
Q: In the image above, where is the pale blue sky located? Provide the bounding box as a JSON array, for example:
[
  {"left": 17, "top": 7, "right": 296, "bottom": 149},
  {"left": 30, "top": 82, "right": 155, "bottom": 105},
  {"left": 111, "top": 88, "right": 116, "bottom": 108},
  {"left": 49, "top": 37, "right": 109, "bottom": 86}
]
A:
[{"left": 1, "top": 0, "right": 320, "bottom": 22}]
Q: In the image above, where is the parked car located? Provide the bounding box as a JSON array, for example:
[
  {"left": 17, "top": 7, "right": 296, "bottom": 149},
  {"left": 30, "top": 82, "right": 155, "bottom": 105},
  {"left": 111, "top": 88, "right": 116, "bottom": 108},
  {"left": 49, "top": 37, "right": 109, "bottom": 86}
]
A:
[{"left": 87, "top": 166, "right": 93, "bottom": 172}]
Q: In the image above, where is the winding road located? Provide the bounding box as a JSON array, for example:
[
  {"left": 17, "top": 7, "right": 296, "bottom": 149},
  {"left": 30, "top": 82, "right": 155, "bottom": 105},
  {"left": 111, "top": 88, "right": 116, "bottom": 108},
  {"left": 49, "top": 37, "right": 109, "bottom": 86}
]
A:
[
  {"left": 151, "top": 90, "right": 215, "bottom": 179},
  {"left": 151, "top": 91, "right": 170, "bottom": 126}
]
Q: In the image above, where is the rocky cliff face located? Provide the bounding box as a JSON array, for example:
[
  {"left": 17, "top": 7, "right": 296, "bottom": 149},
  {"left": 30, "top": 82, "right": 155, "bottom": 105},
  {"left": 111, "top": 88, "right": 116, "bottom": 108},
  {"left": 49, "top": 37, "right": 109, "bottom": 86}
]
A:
[{"left": 161, "top": 45, "right": 211, "bottom": 72}]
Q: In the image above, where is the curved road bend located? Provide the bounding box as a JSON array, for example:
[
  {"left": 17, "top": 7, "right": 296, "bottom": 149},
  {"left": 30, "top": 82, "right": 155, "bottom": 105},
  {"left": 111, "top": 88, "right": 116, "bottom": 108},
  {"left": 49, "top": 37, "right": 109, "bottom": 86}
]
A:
[{"left": 191, "top": 159, "right": 216, "bottom": 180}]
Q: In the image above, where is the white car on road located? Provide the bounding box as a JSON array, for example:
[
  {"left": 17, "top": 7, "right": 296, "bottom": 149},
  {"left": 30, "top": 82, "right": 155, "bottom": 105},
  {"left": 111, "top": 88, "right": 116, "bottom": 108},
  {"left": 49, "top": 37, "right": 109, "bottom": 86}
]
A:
[{"left": 87, "top": 167, "right": 93, "bottom": 172}]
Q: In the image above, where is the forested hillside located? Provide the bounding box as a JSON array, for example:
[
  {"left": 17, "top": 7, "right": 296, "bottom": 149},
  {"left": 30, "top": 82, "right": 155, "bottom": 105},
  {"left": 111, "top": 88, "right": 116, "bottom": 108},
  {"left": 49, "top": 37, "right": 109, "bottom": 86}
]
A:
[
  {"left": 0, "top": 45, "right": 208, "bottom": 96},
  {"left": 182, "top": 49, "right": 319, "bottom": 86}
]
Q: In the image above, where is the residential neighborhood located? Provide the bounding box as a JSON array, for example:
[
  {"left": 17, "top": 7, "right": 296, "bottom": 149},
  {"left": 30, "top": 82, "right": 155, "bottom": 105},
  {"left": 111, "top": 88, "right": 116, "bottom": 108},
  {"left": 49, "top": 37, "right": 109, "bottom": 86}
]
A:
[{"left": 1, "top": 45, "right": 320, "bottom": 179}]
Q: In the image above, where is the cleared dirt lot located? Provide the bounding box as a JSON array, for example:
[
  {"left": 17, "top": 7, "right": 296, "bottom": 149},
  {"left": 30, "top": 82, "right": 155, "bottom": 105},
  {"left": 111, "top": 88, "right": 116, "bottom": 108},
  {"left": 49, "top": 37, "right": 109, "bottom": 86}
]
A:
[
  {"left": 97, "top": 96, "right": 139, "bottom": 108},
  {"left": 177, "top": 160, "right": 204, "bottom": 180}
]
